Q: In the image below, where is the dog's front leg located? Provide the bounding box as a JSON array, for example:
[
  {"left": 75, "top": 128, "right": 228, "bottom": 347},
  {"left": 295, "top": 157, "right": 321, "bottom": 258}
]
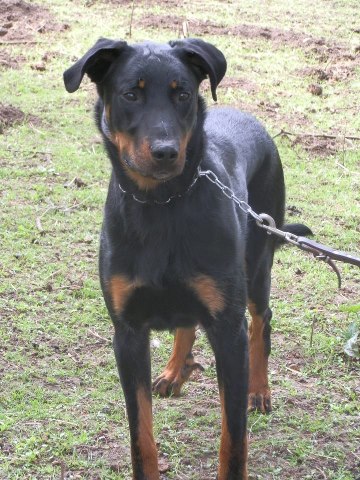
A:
[
  {"left": 113, "top": 323, "right": 159, "bottom": 480},
  {"left": 206, "top": 312, "right": 249, "bottom": 480}
]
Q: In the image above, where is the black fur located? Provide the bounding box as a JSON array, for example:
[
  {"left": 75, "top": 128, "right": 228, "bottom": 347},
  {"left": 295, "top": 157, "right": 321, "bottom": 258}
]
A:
[{"left": 64, "top": 38, "right": 311, "bottom": 480}]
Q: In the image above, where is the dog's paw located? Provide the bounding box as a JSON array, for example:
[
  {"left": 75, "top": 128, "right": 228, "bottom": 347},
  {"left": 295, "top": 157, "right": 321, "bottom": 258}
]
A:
[
  {"left": 152, "top": 355, "right": 203, "bottom": 397},
  {"left": 248, "top": 390, "right": 272, "bottom": 414}
]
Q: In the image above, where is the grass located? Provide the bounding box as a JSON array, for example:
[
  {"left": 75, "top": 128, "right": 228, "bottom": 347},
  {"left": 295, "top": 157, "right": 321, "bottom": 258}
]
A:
[{"left": 0, "top": 0, "right": 359, "bottom": 478}]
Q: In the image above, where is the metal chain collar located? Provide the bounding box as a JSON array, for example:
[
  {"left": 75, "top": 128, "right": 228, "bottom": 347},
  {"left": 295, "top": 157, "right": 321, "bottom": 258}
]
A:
[{"left": 118, "top": 169, "right": 201, "bottom": 205}]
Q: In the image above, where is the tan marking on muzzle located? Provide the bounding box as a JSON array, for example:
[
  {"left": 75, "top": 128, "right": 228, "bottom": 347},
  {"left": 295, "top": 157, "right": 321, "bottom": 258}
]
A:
[{"left": 113, "top": 132, "right": 161, "bottom": 191}]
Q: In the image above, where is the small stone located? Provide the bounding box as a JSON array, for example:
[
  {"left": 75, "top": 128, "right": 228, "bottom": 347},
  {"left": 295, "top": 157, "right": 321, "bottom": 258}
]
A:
[
  {"left": 308, "top": 83, "right": 323, "bottom": 96},
  {"left": 31, "top": 63, "right": 46, "bottom": 71}
]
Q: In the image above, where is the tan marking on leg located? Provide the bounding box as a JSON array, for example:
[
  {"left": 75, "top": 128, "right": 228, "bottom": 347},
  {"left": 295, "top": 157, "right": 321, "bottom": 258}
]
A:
[
  {"left": 107, "top": 275, "right": 139, "bottom": 315},
  {"left": 218, "top": 388, "right": 248, "bottom": 480},
  {"left": 136, "top": 386, "right": 159, "bottom": 479},
  {"left": 153, "top": 327, "right": 201, "bottom": 396},
  {"left": 218, "top": 388, "right": 231, "bottom": 480},
  {"left": 247, "top": 302, "right": 271, "bottom": 413},
  {"left": 188, "top": 275, "right": 225, "bottom": 315}
]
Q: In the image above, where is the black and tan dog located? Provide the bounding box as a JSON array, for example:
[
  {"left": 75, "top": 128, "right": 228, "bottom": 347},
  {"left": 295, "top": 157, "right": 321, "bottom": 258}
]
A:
[{"left": 64, "top": 38, "right": 310, "bottom": 480}]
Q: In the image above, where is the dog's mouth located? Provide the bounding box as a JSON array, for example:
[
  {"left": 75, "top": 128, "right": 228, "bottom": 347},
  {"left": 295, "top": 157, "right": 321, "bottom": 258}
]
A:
[
  {"left": 149, "top": 169, "right": 178, "bottom": 181},
  {"left": 123, "top": 154, "right": 184, "bottom": 183}
]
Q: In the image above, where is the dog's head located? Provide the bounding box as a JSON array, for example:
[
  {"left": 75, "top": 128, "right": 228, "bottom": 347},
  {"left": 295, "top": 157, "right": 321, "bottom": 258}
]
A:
[{"left": 64, "top": 38, "right": 226, "bottom": 190}]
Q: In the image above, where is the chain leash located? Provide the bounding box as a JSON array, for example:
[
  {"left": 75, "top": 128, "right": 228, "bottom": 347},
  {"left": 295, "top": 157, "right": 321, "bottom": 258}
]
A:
[
  {"left": 198, "top": 169, "right": 298, "bottom": 241},
  {"left": 198, "top": 169, "right": 360, "bottom": 288}
]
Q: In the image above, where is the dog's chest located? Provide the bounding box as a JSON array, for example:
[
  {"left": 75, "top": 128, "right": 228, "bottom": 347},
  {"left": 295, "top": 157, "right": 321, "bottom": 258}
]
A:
[
  {"left": 118, "top": 278, "right": 221, "bottom": 330},
  {"left": 123, "top": 202, "right": 239, "bottom": 283},
  {"left": 104, "top": 202, "right": 243, "bottom": 327}
]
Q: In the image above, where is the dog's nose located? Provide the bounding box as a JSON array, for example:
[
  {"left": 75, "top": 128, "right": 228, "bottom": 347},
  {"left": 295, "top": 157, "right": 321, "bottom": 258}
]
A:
[{"left": 151, "top": 142, "right": 179, "bottom": 164}]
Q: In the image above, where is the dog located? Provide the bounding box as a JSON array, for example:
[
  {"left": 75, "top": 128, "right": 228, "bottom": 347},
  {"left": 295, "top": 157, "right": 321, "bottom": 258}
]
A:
[{"left": 64, "top": 38, "right": 310, "bottom": 480}]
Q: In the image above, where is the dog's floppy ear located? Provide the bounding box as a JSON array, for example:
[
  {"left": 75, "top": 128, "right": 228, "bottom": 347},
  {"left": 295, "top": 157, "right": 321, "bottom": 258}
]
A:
[
  {"left": 169, "top": 38, "right": 227, "bottom": 101},
  {"left": 63, "top": 38, "right": 129, "bottom": 93}
]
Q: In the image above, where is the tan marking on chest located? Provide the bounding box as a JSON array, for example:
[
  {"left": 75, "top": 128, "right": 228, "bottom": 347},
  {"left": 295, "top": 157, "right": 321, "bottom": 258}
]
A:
[
  {"left": 188, "top": 275, "right": 225, "bottom": 315},
  {"left": 108, "top": 275, "right": 140, "bottom": 315}
]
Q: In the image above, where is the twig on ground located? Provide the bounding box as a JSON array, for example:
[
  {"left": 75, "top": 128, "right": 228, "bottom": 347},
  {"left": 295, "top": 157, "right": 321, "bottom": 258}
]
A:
[
  {"left": 0, "top": 40, "right": 42, "bottom": 45},
  {"left": 285, "top": 366, "right": 305, "bottom": 376},
  {"left": 273, "top": 128, "right": 360, "bottom": 141},
  {"left": 39, "top": 198, "right": 91, "bottom": 217},
  {"left": 35, "top": 217, "right": 44, "bottom": 234},
  {"left": 310, "top": 315, "right": 316, "bottom": 347},
  {"left": 315, "top": 466, "right": 328, "bottom": 479},
  {"left": 129, "top": 0, "right": 135, "bottom": 38},
  {"left": 88, "top": 329, "right": 111, "bottom": 344}
]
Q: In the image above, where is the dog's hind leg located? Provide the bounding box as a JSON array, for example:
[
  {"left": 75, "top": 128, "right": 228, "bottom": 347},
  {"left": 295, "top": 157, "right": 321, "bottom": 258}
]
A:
[
  {"left": 247, "top": 300, "right": 272, "bottom": 413},
  {"left": 152, "top": 327, "right": 203, "bottom": 397},
  {"left": 246, "top": 224, "right": 276, "bottom": 414},
  {"left": 113, "top": 324, "right": 160, "bottom": 480},
  {"left": 245, "top": 147, "right": 285, "bottom": 414}
]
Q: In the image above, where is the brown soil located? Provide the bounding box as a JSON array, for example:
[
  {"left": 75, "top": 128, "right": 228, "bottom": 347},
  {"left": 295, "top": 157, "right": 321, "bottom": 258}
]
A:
[
  {"left": 137, "top": 15, "right": 345, "bottom": 51},
  {"left": 138, "top": 15, "right": 360, "bottom": 77},
  {"left": 291, "top": 135, "right": 340, "bottom": 156},
  {"left": 0, "top": 0, "right": 69, "bottom": 43},
  {"left": 0, "top": 103, "right": 40, "bottom": 132},
  {"left": 0, "top": 50, "right": 24, "bottom": 68},
  {"left": 297, "top": 60, "right": 359, "bottom": 82},
  {"left": 202, "top": 76, "right": 259, "bottom": 94}
]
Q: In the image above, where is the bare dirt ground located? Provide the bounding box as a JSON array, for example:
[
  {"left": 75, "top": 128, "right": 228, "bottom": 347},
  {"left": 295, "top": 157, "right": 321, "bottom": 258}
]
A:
[{"left": 0, "top": 0, "right": 66, "bottom": 129}]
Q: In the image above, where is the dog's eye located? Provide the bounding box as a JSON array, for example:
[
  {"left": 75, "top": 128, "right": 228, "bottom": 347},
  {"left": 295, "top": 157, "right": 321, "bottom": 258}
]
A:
[
  {"left": 123, "top": 92, "right": 138, "bottom": 102},
  {"left": 178, "top": 92, "right": 191, "bottom": 102}
]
